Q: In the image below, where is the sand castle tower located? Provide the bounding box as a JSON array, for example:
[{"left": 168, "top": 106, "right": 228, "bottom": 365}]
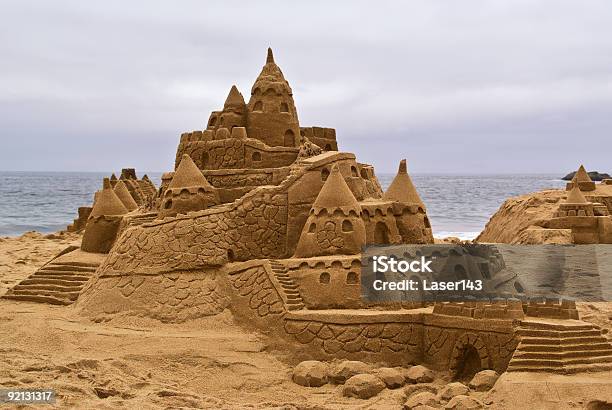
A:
[
  {"left": 113, "top": 180, "right": 138, "bottom": 211},
  {"left": 81, "top": 178, "right": 129, "bottom": 253},
  {"left": 246, "top": 48, "right": 300, "bottom": 147},
  {"left": 384, "top": 159, "right": 425, "bottom": 207},
  {"left": 209, "top": 85, "right": 247, "bottom": 135},
  {"left": 551, "top": 185, "right": 600, "bottom": 243},
  {"left": 294, "top": 165, "right": 366, "bottom": 257},
  {"left": 159, "top": 154, "right": 220, "bottom": 217},
  {"left": 555, "top": 185, "right": 594, "bottom": 218},
  {"left": 567, "top": 165, "right": 596, "bottom": 191},
  {"left": 383, "top": 159, "right": 434, "bottom": 243}
]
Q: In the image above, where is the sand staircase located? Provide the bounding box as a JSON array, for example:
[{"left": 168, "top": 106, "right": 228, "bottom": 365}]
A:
[
  {"left": 3, "top": 260, "right": 100, "bottom": 306},
  {"left": 507, "top": 320, "right": 612, "bottom": 373},
  {"left": 269, "top": 260, "right": 305, "bottom": 311}
]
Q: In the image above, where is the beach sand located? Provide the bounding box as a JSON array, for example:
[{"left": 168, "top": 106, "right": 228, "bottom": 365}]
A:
[{"left": 1, "top": 232, "right": 611, "bottom": 408}]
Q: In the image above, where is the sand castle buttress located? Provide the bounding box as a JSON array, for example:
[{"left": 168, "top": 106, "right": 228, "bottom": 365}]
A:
[{"left": 4, "top": 49, "right": 612, "bottom": 376}]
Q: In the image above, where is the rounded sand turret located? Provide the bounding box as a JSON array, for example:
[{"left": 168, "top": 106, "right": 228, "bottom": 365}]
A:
[
  {"left": 246, "top": 48, "right": 300, "bottom": 148},
  {"left": 160, "top": 154, "right": 220, "bottom": 217},
  {"left": 294, "top": 165, "right": 366, "bottom": 257}
]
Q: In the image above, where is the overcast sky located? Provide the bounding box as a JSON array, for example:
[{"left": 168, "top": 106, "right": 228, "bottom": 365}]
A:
[{"left": 1, "top": 0, "right": 611, "bottom": 174}]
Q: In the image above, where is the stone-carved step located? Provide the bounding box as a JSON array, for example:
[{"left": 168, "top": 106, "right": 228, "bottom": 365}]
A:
[
  {"left": 3, "top": 260, "right": 100, "bottom": 306},
  {"left": 269, "top": 260, "right": 305, "bottom": 311},
  {"left": 507, "top": 320, "right": 612, "bottom": 373}
]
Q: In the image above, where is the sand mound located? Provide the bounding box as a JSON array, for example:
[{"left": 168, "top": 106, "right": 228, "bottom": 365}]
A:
[{"left": 476, "top": 190, "right": 571, "bottom": 244}]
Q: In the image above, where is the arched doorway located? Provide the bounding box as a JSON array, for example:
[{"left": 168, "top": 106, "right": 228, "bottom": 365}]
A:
[
  {"left": 449, "top": 333, "right": 490, "bottom": 382},
  {"left": 374, "top": 222, "right": 390, "bottom": 244},
  {"left": 284, "top": 129, "right": 295, "bottom": 146}
]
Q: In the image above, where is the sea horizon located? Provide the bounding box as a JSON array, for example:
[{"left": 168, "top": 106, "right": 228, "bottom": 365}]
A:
[{"left": 0, "top": 171, "right": 567, "bottom": 239}]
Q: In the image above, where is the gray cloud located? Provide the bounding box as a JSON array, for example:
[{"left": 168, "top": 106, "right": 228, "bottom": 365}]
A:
[{"left": 1, "top": 0, "right": 611, "bottom": 173}]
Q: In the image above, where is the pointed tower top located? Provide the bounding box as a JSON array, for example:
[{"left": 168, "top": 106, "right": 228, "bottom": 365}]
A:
[
  {"left": 313, "top": 165, "right": 360, "bottom": 211},
  {"left": 224, "top": 85, "right": 245, "bottom": 109},
  {"left": 572, "top": 165, "right": 593, "bottom": 183},
  {"left": 113, "top": 180, "right": 138, "bottom": 211},
  {"left": 110, "top": 173, "right": 117, "bottom": 181},
  {"left": 383, "top": 159, "right": 425, "bottom": 207},
  {"left": 565, "top": 184, "right": 588, "bottom": 204},
  {"left": 266, "top": 47, "right": 274, "bottom": 64},
  {"left": 90, "top": 178, "right": 128, "bottom": 217},
  {"left": 169, "top": 154, "right": 214, "bottom": 190}
]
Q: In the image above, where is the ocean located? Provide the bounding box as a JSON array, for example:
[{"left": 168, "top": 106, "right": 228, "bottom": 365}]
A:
[{"left": 0, "top": 172, "right": 566, "bottom": 239}]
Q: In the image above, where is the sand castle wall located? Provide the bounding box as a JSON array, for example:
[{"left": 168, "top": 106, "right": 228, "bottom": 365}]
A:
[
  {"left": 176, "top": 133, "right": 299, "bottom": 170},
  {"left": 78, "top": 270, "right": 229, "bottom": 322},
  {"left": 299, "top": 127, "right": 338, "bottom": 151}
]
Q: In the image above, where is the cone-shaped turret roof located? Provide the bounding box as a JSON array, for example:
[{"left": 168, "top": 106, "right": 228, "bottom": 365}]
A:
[
  {"left": 383, "top": 159, "right": 425, "bottom": 207},
  {"left": 110, "top": 173, "right": 117, "bottom": 181},
  {"left": 312, "top": 165, "right": 360, "bottom": 213},
  {"left": 572, "top": 165, "right": 593, "bottom": 183},
  {"left": 113, "top": 180, "right": 138, "bottom": 211},
  {"left": 90, "top": 178, "right": 129, "bottom": 217},
  {"left": 251, "top": 47, "right": 291, "bottom": 93},
  {"left": 224, "top": 85, "right": 245, "bottom": 109},
  {"left": 169, "top": 154, "right": 214, "bottom": 190},
  {"left": 565, "top": 185, "right": 588, "bottom": 204},
  {"left": 266, "top": 47, "right": 274, "bottom": 64}
]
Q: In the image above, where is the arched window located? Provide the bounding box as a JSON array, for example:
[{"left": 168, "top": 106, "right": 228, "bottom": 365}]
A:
[
  {"left": 280, "top": 102, "right": 289, "bottom": 113},
  {"left": 227, "top": 249, "right": 235, "bottom": 262},
  {"left": 164, "top": 199, "right": 172, "bottom": 209},
  {"left": 252, "top": 152, "right": 262, "bottom": 162},
  {"left": 360, "top": 169, "right": 368, "bottom": 179},
  {"left": 253, "top": 101, "right": 263, "bottom": 112},
  {"left": 308, "top": 223, "right": 316, "bottom": 233},
  {"left": 342, "top": 220, "right": 353, "bottom": 232},
  {"left": 325, "top": 144, "right": 332, "bottom": 151},
  {"left": 319, "top": 272, "right": 330, "bottom": 284},
  {"left": 351, "top": 166, "right": 358, "bottom": 177},
  {"left": 209, "top": 117, "right": 217, "bottom": 127},
  {"left": 374, "top": 222, "right": 390, "bottom": 244},
  {"left": 346, "top": 271, "right": 359, "bottom": 284},
  {"left": 284, "top": 129, "right": 295, "bottom": 146}
]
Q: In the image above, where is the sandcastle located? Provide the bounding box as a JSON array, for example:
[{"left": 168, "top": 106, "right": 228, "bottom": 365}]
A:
[
  {"left": 4, "top": 49, "right": 612, "bottom": 377},
  {"left": 533, "top": 165, "right": 612, "bottom": 243}
]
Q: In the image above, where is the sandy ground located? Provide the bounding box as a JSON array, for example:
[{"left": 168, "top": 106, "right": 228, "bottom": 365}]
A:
[{"left": 1, "top": 233, "right": 612, "bottom": 409}]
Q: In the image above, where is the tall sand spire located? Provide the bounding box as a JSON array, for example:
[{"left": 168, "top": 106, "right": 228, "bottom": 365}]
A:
[{"left": 266, "top": 47, "right": 274, "bottom": 64}]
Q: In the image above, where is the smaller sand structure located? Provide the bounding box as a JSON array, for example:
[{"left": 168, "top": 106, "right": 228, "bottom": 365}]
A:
[
  {"left": 535, "top": 165, "right": 612, "bottom": 243},
  {"left": 478, "top": 164, "right": 612, "bottom": 244}
]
